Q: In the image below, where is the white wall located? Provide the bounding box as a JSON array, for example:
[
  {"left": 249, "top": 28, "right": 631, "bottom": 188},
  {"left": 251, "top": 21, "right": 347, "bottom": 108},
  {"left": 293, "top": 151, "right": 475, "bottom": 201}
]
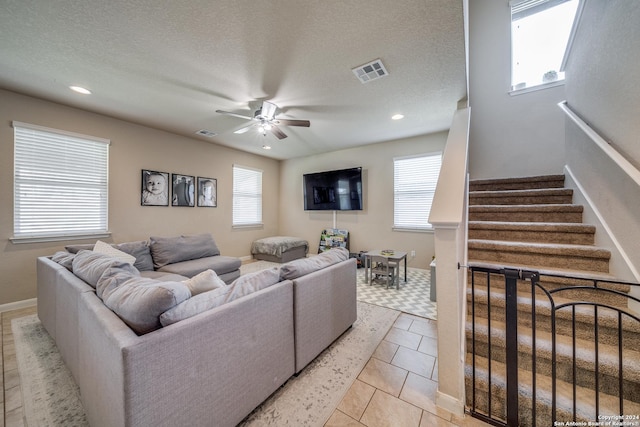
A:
[
  {"left": 279, "top": 132, "right": 449, "bottom": 270},
  {"left": 562, "top": 0, "right": 640, "bottom": 282},
  {"left": 468, "top": 0, "right": 566, "bottom": 180}
]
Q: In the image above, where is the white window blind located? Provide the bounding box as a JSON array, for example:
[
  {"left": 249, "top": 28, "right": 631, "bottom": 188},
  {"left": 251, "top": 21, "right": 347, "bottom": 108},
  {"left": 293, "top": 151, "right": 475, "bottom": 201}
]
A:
[
  {"left": 393, "top": 153, "right": 442, "bottom": 231},
  {"left": 232, "top": 165, "right": 262, "bottom": 227},
  {"left": 13, "top": 122, "right": 110, "bottom": 242}
]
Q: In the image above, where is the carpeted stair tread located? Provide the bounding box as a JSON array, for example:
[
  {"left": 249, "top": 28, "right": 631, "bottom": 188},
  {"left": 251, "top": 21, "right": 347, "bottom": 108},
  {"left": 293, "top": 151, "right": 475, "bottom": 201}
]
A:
[
  {"left": 469, "top": 174, "right": 566, "bottom": 192},
  {"left": 468, "top": 239, "right": 611, "bottom": 273},
  {"left": 465, "top": 354, "right": 640, "bottom": 425},
  {"left": 466, "top": 316, "right": 640, "bottom": 385},
  {"left": 469, "top": 188, "right": 574, "bottom": 206},
  {"left": 469, "top": 204, "right": 583, "bottom": 223},
  {"left": 466, "top": 261, "right": 619, "bottom": 282},
  {"left": 468, "top": 221, "right": 596, "bottom": 245}
]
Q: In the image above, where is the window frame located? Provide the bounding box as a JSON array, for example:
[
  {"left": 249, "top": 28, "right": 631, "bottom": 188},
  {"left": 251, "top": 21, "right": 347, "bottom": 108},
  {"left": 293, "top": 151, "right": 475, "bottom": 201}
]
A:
[
  {"left": 509, "top": 0, "right": 583, "bottom": 96},
  {"left": 393, "top": 152, "right": 442, "bottom": 233},
  {"left": 11, "top": 121, "right": 110, "bottom": 243},
  {"left": 232, "top": 164, "right": 263, "bottom": 228}
]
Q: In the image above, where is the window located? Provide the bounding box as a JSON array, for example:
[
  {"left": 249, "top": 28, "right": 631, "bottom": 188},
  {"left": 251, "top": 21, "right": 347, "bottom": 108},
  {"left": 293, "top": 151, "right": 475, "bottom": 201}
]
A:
[
  {"left": 511, "top": 0, "right": 580, "bottom": 91},
  {"left": 12, "top": 122, "right": 110, "bottom": 242},
  {"left": 393, "top": 153, "right": 442, "bottom": 231},
  {"left": 232, "top": 165, "right": 262, "bottom": 227}
]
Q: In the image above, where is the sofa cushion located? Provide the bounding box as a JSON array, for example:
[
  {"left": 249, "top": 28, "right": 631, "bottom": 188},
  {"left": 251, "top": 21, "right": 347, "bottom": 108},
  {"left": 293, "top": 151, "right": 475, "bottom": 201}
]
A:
[
  {"left": 51, "top": 251, "right": 76, "bottom": 270},
  {"left": 66, "top": 241, "right": 154, "bottom": 271},
  {"left": 101, "top": 276, "right": 191, "bottom": 335},
  {"left": 72, "top": 251, "right": 139, "bottom": 289},
  {"left": 150, "top": 234, "right": 221, "bottom": 269},
  {"left": 93, "top": 240, "right": 136, "bottom": 265},
  {"left": 140, "top": 271, "right": 189, "bottom": 281},
  {"left": 159, "top": 286, "right": 232, "bottom": 327},
  {"left": 280, "top": 247, "right": 349, "bottom": 280},
  {"left": 225, "top": 267, "right": 281, "bottom": 303},
  {"left": 183, "top": 269, "right": 226, "bottom": 296},
  {"left": 157, "top": 255, "right": 241, "bottom": 277}
]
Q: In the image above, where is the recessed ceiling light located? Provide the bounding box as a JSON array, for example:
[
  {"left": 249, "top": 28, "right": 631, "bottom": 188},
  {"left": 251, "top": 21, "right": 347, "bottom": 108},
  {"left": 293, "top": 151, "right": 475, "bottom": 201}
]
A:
[
  {"left": 262, "top": 145, "right": 272, "bottom": 150},
  {"left": 392, "top": 114, "right": 404, "bottom": 120},
  {"left": 70, "top": 86, "right": 91, "bottom": 95}
]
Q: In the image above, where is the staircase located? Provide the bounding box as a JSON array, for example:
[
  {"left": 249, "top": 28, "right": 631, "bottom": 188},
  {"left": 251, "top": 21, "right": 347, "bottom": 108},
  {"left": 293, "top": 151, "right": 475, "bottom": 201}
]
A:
[{"left": 465, "top": 175, "right": 640, "bottom": 426}]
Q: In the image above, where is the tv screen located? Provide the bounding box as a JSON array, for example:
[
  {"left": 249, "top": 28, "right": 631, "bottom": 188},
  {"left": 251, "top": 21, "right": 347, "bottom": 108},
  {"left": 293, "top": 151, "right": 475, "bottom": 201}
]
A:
[{"left": 303, "top": 167, "right": 363, "bottom": 211}]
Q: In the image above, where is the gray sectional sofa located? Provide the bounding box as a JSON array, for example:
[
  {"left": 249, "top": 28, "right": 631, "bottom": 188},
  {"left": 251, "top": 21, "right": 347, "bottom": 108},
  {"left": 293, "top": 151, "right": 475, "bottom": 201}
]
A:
[{"left": 36, "top": 235, "right": 356, "bottom": 427}]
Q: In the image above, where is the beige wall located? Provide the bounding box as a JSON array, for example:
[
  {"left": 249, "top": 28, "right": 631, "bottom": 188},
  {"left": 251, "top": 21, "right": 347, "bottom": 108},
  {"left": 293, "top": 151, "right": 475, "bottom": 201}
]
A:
[
  {"left": 279, "top": 132, "right": 448, "bottom": 270},
  {"left": 0, "top": 89, "right": 280, "bottom": 305}
]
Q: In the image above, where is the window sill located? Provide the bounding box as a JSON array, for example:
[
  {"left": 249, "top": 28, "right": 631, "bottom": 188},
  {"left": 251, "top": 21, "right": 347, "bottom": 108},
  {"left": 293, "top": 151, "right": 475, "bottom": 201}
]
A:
[
  {"left": 232, "top": 223, "right": 264, "bottom": 230},
  {"left": 10, "top": 232, "right": 111, "bottom": 244},
  {"left": 392, "top": 227, "right": 434, "bottom": 234},
  {"left": 509, "top": 80, "right": 565, "bottom": 96}
]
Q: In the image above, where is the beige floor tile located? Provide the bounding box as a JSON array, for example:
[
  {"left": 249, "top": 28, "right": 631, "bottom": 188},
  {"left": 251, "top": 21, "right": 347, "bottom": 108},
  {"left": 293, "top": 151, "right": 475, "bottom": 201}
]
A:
[
  {"left": 450, "top": 413, "right": 494, "bottom": 427},
  {"left": 325, "top": 409, "right": 366, "bottom": 427},
  {"left": 360, "top": 390, "right": 422, "bottom": 427},
  {"left": 4, "top": 385, "right": 22, "bottom": 413},
  {"left": 399, "top": 372, "right": 455, "bottom": 422},
  {"left": 391, "top": 346, "right": 435, "bottom": 378},
  {"left": 337, "top": 379, "right": 376, "bottom": 420},
  {"left": 4, "top": 369, "right": 19, "bottom": 391},
  {"left": 358, "top": 358, "right": 408, "bottom": 397},
  {"left": 420, "top": 411, "right": 457, "bottom": 427},
  {"left": 372, "top": 340, "right": 399, "bottom": 363},
  {"left": 393, "top": 315, "right": 413, "bottom": 331},
  {"left": 432, "top": 360, "right": 438, "bottom": 381},
  {"left": 408, "top": 319, "right": 437, "bottom": 338},
  {"left": 5, "top": 405, "right": 24, "bottom": 427},
  {"left": 384, "top": 327, "right": 422, "bottom": 350},
  {"left": 417, "top": 336, "right": 438, "bottom": 357}
]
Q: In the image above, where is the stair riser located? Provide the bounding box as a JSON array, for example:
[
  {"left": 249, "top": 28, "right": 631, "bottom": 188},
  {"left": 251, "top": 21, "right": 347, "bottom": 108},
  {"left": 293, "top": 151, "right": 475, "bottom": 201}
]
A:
[
  {"left": 468, "top": 228, "right": 595, "bottom": 245},
  {"left": 468, "top": 248, "right": 610, "bottom": 273},
  {"left": 469, "top": 211, "right": 583, "bottom": 223},
  {"left": 469, "top": 177, "right": 565, "bottom": 192},
  {"left": 468, "top": 304, "right": 640, "bottom": 348},
  {"left": 469, "top": 195, "right": 574, "bottom": 206},
  {"left": 467, "top": 338, "right": 640, "bottom": 400}
]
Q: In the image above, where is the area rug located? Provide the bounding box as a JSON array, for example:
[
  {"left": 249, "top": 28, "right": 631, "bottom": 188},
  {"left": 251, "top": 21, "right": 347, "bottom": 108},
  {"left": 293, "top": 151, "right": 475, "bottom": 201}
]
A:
[
  {"left": 12, "top": 315, "right": 88, "bottom": 427},
  {"left": 12, "top": 301, "right": 398, "bottom": 427}
]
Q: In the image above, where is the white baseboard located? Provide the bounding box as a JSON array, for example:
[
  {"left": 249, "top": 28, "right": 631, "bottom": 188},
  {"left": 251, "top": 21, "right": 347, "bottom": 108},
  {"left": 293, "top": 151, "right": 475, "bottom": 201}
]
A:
[{"left": 0, "top": 298, "right": 36, "bottom": 313}]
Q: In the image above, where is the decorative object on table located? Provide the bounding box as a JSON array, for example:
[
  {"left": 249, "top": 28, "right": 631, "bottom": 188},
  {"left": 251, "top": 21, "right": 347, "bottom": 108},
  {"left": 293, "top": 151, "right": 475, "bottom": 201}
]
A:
[
  {"left": 318, "top": 228, "right": 349, "bottom": 253},
  {"left": 141, "top": 169, "right": 169, "bottom": 206},
  {"left": 197, "top": 177, "right": 217, "bottom": 207},
  {"left": 542, "top": 70, "right": 558, "bottom": 83},
  {"left": 171, "top": 173, "right": 195, "bottom": 207},
  {"left": 380, "top": 249, "right": 394, "bottom": 256}
]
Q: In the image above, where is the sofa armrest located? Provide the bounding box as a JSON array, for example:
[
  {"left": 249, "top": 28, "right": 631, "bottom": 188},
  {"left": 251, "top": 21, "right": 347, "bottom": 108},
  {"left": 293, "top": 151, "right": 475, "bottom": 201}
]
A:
[{"left": 78, "top": 281, "right": 295, "bottom": 427}]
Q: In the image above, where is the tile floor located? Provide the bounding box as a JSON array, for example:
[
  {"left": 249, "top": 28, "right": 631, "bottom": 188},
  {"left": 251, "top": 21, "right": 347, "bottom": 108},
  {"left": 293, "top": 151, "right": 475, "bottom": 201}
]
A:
[{"left": 0, "top": 306, "right": 490, "bottom": 427}]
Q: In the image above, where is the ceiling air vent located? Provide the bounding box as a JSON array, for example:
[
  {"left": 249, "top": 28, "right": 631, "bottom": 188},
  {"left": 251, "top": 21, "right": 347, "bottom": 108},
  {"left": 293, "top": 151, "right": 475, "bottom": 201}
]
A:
[
  {"left": 195, "top": 129, "right": 217, "bottom": 138},
  {"left": 352, "top": 59, "right": 388, "bottom": 84}
]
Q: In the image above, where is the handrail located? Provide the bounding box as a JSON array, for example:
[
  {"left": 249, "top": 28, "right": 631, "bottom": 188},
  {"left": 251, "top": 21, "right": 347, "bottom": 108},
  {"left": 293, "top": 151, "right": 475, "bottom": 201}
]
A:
[
  {"left": 558, "top": 101, "right": 640, "bottom": 188},
  {"left": 429, "top": 107, "right": 471, "bottom": 228}
]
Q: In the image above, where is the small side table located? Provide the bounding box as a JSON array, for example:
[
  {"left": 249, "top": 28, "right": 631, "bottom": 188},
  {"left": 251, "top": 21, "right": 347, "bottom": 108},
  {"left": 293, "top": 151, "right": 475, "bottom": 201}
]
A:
[{"left": 364, "top": 250, "right": 408, "bottom": 290}]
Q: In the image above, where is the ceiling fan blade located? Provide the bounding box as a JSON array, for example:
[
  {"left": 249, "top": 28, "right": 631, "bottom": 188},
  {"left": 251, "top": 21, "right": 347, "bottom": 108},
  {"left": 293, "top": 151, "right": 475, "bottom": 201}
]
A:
[
  {"left": 270, "top": 125, "right": 288, "bottom": 140},
  {"left": 261, "top": 101, "right": 278, "bottom": 120},
  {"left": 215, "top": 110, "right": 253, "bottom": 120},
  {"left": 234, "top": 124, "right": 255, "bottom": 134},
  {"left": 276, "top": 119, "right": 311, "bottom": 127}
]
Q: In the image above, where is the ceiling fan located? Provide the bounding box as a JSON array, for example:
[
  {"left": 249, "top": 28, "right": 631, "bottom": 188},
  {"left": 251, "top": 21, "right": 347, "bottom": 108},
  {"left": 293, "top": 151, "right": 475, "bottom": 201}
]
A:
[{"left": 215, "top": 101, "right": 310, "bottom": 139}]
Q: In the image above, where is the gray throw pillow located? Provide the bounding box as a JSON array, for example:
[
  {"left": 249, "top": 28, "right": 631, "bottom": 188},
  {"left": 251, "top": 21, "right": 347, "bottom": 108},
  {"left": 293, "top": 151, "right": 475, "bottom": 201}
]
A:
[
  {"left": 72, "top": 251, "right": 139, "bottom": 288},
  {"left": 280, "top": 247, "right": 349, "bottom": 280},
  {"left": 225, "top": 267, "right": 281, "bottom": 303},
  {"left": 51, "top": 251, "right": 76, "bottom": 270},
  {"left": 159, "top": 286, "right": 232, "bottom": 327},
  {"left": 102, "top": 277, "right": 191, "bottom": 335},
  {"left": 150, "top": 233, "right": 221, "bottom": 269},
  {"left": 116, "top": 241, "right": 155, "bottom": 271}
]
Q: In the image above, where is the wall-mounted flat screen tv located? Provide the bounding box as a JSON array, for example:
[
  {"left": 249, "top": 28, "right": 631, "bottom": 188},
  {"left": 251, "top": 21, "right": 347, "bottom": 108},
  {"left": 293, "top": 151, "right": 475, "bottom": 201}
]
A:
[{"left": 303, "top": 167, "right": 363, "bottom": 211}]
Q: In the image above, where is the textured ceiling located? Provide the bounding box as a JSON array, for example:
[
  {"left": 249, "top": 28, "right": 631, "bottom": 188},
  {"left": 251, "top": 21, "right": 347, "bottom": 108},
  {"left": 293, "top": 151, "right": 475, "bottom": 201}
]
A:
[{"left": 0, "top": 0, "right": 467, "bottom": 160}]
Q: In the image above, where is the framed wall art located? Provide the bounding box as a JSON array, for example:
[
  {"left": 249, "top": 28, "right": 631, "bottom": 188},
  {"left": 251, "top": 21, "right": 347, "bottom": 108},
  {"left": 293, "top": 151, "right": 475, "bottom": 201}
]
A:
[
  {"left": 141, "top": 170, "right": 169, "bottom": 206},
  {"left": 197, "top": 177, "right": 217, "bottom": 207},
  {"left": 171, "top": 173, "right": 195, "bottom": 207}
]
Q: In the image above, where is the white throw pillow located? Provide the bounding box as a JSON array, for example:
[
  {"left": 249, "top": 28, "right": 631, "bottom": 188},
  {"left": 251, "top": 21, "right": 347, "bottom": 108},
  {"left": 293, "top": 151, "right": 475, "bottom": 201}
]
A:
[
  {"left": 182, "top": 269, "right": 226, "bottom": 296},
  {"left": 93, "top": 240, "right": 136, "bottom": 265}
]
